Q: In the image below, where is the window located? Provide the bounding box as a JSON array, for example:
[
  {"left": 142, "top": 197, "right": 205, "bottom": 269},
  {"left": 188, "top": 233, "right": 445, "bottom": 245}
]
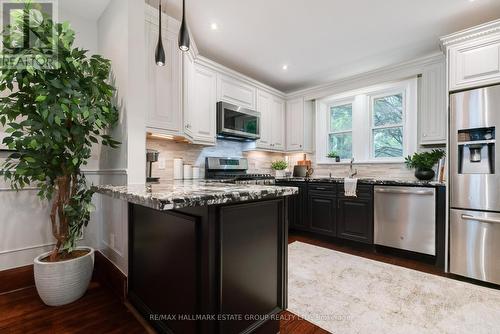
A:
[
  {"left": 316, "top": 78, "right": 417, "bottom": 164},
  {"left": 328, "top": 103, "right": 352, "bottom": 159},
  {"left": 371, "top": 93, "right": 404, "bottom": 158}
]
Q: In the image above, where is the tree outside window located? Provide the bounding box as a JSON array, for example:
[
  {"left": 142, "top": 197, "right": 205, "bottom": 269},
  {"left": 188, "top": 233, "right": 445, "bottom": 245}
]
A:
[
  {"left": 329, "top": 103, "right": 352, "bottom": 159},
  {"left": 372, "top": 93, "right": 404, "bottom": 158}
]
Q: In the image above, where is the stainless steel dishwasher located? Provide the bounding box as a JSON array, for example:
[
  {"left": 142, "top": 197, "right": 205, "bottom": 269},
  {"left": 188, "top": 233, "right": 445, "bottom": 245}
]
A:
[{"left": 374, "top": 186, "right": 436, "bottom": 255}]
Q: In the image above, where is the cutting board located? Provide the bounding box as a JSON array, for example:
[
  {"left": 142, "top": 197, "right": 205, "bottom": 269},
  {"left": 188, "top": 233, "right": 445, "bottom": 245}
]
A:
[{"left": 297, "top": 154, "right": 312, "bottom": 169}]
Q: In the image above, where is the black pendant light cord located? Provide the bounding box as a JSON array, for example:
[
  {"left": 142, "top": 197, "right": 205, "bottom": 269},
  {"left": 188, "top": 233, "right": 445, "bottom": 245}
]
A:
[
  {"left": 155, "top": 0, "right": 166, "bottom": 66},
  {"left": 178, "top": 0, "right": 190, "bottom": 52}
]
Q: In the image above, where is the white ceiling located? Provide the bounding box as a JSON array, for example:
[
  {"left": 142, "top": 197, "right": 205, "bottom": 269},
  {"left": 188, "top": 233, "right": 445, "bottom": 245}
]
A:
[
  {"left": 152, "top": 0, "right": 500, "bottom": 93},
  {"left": 59, "top": 0, "right": 111, "bottom": 21}
]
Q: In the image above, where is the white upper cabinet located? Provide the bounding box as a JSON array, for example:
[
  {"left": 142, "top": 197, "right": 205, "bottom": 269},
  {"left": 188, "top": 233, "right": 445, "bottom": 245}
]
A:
[
  {"left": 449, "top": 36, "right": 500, "bottom": 91},
  {"left": 217, "top": 74, "right": 256, "bottom": 109},
  {"left": 256, "top": 90, "right": 272, "bottom": 149},
  {"left": 442, "top": 20, "right": 500, "bottom": 92},
  {"left": 270, "top": 96, "right": 285, "bottom": 150},
  {"left": 419, "top": 61, "right": 447, "bottom": 145},
  {"left": 286, "top": 98, "right": 313, "bottom": 152},
  {"left": 144, "top": 12, "right": 182, "bottom": 134},
  {"left": 256, "top": 90, "right": 285, "bottom": 151},
  {"left": 184, "top": 56, "right": 217, "bottom": 145}
]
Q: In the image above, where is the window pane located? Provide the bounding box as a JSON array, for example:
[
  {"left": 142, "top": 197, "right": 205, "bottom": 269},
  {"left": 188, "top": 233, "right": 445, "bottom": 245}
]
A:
[
  {"left": 373, "top": 94, "right": 403, "bottom": 127},
  {"left": 329, "top": 133, "right": 352, "bottom": 159},
  {"left": 330, "top": 104, "right": 352, "bottom": 132},
  {"left": 373, "top": 127, "right": 403, "bottom": 158}
]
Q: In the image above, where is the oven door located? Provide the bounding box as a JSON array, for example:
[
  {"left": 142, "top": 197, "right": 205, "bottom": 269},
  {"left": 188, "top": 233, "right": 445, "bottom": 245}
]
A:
[{"left": 217, "top": 102, "right": 260, "bottom": 140}]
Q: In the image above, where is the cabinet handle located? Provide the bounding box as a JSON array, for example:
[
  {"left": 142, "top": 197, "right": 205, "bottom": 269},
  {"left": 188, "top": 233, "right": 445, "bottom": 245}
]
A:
[{"left": 315, "top": 187, "right": 327, "bottom": 190}]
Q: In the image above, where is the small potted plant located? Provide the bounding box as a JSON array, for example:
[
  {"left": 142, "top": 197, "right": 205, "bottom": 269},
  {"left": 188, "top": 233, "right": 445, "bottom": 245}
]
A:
[
  {"left": 271, "top": 160, "right": 288, "bottom": 179},
  {"left": 0, "top": 5, "right": 119, "bottom": 306},
  {"left": 327, "top": 151, "right": 341, "bottom": 162},
  {"left": 405, "top": 149, "right": 445, "bottom": 181}
]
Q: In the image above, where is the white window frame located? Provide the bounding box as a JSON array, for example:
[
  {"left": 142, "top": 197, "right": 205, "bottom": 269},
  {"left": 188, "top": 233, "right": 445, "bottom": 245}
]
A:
[
  {"left": 369, "top": 88, "right": 406, "bottom": 161},
  {"left": 315, "top": 78, "right": 417, "bottom": 165},
  {"left": 327, "top": 99, "right": 354, "bottom": 161}
]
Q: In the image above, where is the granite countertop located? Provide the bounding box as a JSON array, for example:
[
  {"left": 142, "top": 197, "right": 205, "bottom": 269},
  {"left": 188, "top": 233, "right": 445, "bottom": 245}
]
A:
[
  {"left": 94, "top": 180, "right": 299, "bottom": 211},
  {"left": 276, "top": 177, "right": 445, "bottom": 187}
]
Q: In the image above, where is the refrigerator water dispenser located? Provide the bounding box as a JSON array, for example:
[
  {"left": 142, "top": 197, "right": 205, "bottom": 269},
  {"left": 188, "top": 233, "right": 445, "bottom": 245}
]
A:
[{"left": 457, "top": 127, "right": 495, "bottom": 174}]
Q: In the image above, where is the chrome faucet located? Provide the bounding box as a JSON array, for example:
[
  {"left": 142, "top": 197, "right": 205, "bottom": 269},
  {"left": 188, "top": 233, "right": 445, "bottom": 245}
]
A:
[{"left": 348, "top": 158, "right": 358, "bottom": 178}]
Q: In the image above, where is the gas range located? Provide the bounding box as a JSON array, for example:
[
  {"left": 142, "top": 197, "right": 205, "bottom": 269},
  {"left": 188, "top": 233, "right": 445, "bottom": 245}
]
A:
[{"left": 205, "top": 157, "right": 275, "bottom": 185}]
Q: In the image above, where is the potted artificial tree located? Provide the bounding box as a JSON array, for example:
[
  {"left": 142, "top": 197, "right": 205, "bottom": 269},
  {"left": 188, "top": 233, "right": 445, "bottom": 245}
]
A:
[
  {"left": 271, "top": 160, "right": 288, "bottom": 179},
  {"left": 0, "top": 5, "right": 119, "bottom": 306},
  {"left": 405, "top": 149, "right": 445, "bottom": 181}
]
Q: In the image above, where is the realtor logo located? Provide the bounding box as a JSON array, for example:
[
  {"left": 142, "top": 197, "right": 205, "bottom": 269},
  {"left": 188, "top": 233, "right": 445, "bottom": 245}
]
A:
[{"left": 0, "top": 0, "right": 58, "bottom": 69}]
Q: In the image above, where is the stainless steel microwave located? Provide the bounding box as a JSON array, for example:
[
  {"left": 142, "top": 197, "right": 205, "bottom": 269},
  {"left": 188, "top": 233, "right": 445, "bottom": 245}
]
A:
[{"left": 216, "top": 101, "right": 260, "bottom": 141}]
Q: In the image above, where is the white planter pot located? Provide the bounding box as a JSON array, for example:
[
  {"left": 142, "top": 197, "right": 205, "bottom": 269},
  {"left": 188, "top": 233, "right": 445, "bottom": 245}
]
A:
[
  {"left": 34, "top": 246, "right": 94, "bottom": 306},
  {"left": 274, "top": 170, "right": 286, "bottom": 179}
]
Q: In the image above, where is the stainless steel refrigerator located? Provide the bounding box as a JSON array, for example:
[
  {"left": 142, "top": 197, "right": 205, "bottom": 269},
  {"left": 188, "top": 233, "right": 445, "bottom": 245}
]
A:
[{"left": 450, "top": 84, "right": 500, "bottom": 285}]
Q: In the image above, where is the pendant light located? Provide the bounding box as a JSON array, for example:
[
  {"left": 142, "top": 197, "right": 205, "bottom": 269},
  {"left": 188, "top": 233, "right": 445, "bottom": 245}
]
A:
[
  {"left": 155, "top": 0, "right": 166, "bottom": 66},
  {"left": 178, "top": 0, "right": 190, "bottom": 52}
]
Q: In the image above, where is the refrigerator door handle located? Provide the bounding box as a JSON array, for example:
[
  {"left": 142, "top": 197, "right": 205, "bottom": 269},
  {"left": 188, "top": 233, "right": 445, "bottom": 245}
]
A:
[{"left": 461, "top": 214, "right": 500, "bottom": 225}]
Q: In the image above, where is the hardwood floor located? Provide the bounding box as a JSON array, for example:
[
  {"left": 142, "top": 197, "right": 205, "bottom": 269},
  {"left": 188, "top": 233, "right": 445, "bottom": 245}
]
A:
[
  {"left": 279, "top": 311, "right": 330, "bottom": 334},
  {"left": 0, "top": 282, "right": 146, "bottom": 334},
  {"left": 0, "top": 283, "right": 325, "bottom": 334},
  {"left": 2, "top": 231, "right": 459, "bottom": 334}
]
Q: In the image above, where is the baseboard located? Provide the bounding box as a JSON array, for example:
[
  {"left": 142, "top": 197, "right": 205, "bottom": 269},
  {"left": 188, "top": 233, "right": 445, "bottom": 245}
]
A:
[
  {"left": 0, "top": 251, "right": 127, "bottom": 299},
  {"left": 93, "top": 251, "right": 128, "bottom": 301},
  {"left": 0, "top": 264, "right": 34, "bottom": 294}
]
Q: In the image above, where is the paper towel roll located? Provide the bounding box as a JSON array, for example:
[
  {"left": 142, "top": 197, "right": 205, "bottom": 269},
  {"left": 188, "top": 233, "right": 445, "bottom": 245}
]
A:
[
  {"left": 192, "top": 166, "right": 200, "bottom": 179},
  {"left": 183, "top": 164, "right": 193, "bottom": 179},
  {"left": 173, "top": 158, "right": 183, "bottom": 180}
]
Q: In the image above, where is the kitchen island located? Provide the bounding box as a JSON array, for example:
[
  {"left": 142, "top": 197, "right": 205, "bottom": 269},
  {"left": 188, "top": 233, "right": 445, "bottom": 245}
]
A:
[{"left": 95, "top": 181, "right": 298, "bottom": 334}]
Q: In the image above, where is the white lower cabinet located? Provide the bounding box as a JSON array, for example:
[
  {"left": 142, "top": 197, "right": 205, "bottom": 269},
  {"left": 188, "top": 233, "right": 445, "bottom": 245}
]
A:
[
  {"left": 144, "top": 15, "right": 182, "bottom": 134},
  {"left": 256, "top": 90, "right": 285, "bottom": 151},
  {"left": 419, "top": 61, "right": 447, "bottom": 145},
  {"left": 184, "top": 56, "right": 217, "bottom": 145}
]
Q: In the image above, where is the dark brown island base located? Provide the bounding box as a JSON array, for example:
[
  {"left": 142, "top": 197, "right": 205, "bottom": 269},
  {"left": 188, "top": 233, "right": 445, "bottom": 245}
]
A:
[{"left": 95, "top": 181, "right": 298, "bottom": 334}]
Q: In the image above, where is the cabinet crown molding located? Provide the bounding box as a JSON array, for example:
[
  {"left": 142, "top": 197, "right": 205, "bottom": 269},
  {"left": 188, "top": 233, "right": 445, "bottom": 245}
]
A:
[{"left": 440, "top": 18, "right": 500, "bottom": 49}]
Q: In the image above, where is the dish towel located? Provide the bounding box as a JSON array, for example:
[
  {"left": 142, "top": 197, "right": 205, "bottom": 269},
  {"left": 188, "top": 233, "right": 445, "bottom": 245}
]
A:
[{"left": 344, "top": 177, "right": 358, "bottom": 197}]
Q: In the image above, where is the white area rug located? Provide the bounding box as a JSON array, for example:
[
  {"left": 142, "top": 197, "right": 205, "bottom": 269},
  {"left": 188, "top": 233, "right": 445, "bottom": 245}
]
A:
[{"left": 287, "top": 241, "right": 500, "bottom": 334}]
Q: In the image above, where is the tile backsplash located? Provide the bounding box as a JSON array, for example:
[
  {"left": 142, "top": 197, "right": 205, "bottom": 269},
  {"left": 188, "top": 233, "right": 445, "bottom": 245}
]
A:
[
  {"left": 146, "top": 138, "right": 285, "bottom": 181},
  {"left": 286, "top": 152, "right": 415, "bottom": 180},
  {"left": 147, "top": 138, "right": 416, "bottom": 181}
]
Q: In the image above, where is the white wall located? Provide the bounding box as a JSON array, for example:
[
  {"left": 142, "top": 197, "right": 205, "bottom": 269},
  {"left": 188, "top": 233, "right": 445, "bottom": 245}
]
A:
[
  {"left": 0, "top": 2, "right": 146, "bottom": 273},
  {"left": 95, "top": 0, "right": 147, "bottom": 274}
]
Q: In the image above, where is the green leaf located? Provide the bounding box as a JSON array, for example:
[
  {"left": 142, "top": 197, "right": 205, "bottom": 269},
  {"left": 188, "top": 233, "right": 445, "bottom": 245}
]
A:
[{"left": 35, "top": 95, "right": 47, "bottom": 102}]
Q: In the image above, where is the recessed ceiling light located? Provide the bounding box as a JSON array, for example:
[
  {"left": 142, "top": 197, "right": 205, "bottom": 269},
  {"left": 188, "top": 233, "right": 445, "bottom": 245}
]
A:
[
  {"left": 210, "top": 22, "right": 218, "bottom": 30},
  {"left": 282, "top": 64, "right": 288, "bottom": 71}
]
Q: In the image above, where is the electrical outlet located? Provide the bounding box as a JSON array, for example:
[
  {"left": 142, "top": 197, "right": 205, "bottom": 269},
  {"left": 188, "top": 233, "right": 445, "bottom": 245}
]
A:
[{"left": 159, "top": 157, "right": 166, "bottom": 169}]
